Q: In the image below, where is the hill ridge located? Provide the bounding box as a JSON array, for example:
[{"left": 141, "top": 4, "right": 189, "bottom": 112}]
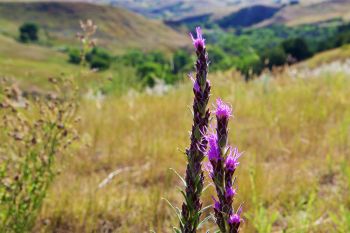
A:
[{"left": 0, "top": 1, "right": 187, "bottom": 53}]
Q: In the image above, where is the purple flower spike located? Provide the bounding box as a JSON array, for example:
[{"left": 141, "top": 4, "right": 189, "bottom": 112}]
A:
[
  {"left": 206, "top": 98, "right": 243, "bottom": 232},
  {"left": 180, "top": 26, "right": 211, "bottom": 233},
  {"left": 190, "top": 26, "right": 205, "bottom": 50},
  {"left": 215, "top": 98, "right": 232, "bottom": 119}
]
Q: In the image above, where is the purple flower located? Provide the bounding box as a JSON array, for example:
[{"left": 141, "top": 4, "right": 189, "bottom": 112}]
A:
[
  {"left": 225, "top": 186, "right": 236, "bottom": 200},
  {"left": 212, "top": 197, "right": 221, "bottom": 211},
  {"left": 207, "top": 133, "right": 220, "bottom": 162},
  {"left": 229, "top": 206, "right": 243, "bottom": 224},
  {"left": 228, "top": 214, "right": 241, "bottom": 224},
  {"left": 190, "top": 27, "right": 205, "bottom": 50},
  {"left": 215, "top": 98, "right": 232, "bottom": 119},
  {"left": 225, "top": 147, "right": 241, "bottom": 172}
]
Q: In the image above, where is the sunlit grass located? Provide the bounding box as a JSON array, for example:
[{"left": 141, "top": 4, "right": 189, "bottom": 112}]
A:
[{"left": 33, "top": 70, "right": 350, "bottom": 232}]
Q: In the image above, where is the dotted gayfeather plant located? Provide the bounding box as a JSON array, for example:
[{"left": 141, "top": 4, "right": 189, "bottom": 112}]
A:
[
  {"left": 0, "top": 78, "right": 79, "bottom": 233},
  {"left": 169, "top": 27, "right": 211, "bottom": 233},
  {"left": 206, "top": 99, "right": 243, "bottom": 233}
]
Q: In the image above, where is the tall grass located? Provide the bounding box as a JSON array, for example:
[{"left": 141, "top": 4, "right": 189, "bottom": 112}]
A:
[
  {"left": 31, "top": 70, "right": 350, "bottom": 232},
  {"left": 0, "top": 78, "right": 78, "bottom": 232}
]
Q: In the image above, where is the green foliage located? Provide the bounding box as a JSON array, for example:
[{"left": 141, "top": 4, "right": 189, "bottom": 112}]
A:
[
  {"left": 119, "top": 49, "right": 145, "bottom": 66},
  {"left": 207, "top": 46, "right": 232, "bottom": 71},
  {"left": 329, "top": 206, "right": 350, "bottom": 233},
  {"left": 116, "top": 50, "right": 185, "bottom": 87},
  {"left": 19, "top": 23, "right": 39, "bottom": 43},
  {"left": 201, "top": 23, "right": 347, "bottom": 77},
  {"left": 246, "top": 167, "right": 279, "bottom": 233},
  {"left": 335, "top": 31, "right": 350, "bottom": 47},
  {"left": 68, "top": 48, "right": 81, "bottom": 65},
  {"left": 86, "top": 47, "right": 111, "bottom": 70},
  {"left": 172, "top": 50, "right": 192, "bottom": 74},
  {"left": 137, "top": 62, "right": 162, "bottom": 87},
  {"left": 261, "top": 46, "right": 287, "bottom": 69},
  {"left": 101, "top": 67, "right": 141, "bottom": 96},
  {"left": 0, "top": 79, "right": 78, "bottom": 233},
  {"left": 282, "top": 38, "right": 312, "bottom": 62},
  {"left": 68, "top": 47, "right": 111, "bottom": 71},
  {"left": 234, "top": 53, "right": 263, "bottom": 79},
  {"left": 71, "top": 22, "right": 350, "bottom": 83},
  {"left": 90, "top": 56, "right": 110, "bottom": 70}
]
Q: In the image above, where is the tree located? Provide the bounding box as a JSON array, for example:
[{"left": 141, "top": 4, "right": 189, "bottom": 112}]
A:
[
  {"left": 260, "top": 46, "right": 287, "bottom": 69},
  {"left": 282, "top": 38, "right": 312, "bottom": 62},
  {"left": 136, "top": 62, "right": 163, "bottom": 87},
  {"left": 86, "top": 47, "right": 111, "bottom": 70},
  {"left": 172, "top": 50, "right": 191, "bottom": 74},
  {"left": 19, "top": 23, "right": 39, "bottom": 43},
  {"left": 335, "top": 31, "right": 350, "bottom": 47},
  {"left": 68, "top": 48, "right": 81, "bottom": 65},
  {"left": 207, "top": 46, "right": 232, "bottom": 71}
]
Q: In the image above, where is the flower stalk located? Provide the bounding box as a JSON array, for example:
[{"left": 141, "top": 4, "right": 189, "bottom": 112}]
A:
[
  {"left": 207, "top": 99, "right": 243, "bottom": 233},
  {"left": 179, "top": 27, "right": 211, "bottom": 233}
]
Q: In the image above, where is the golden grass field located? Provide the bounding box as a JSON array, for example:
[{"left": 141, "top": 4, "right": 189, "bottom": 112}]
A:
[{"left": 28, "top": 68, "right": 350, "bottom": 232}]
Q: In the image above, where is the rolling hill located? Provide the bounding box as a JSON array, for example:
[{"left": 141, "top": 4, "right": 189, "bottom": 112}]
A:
[
  {"left": 0, "top": 2, "right": 187, "bottom": 53},
  {"left": 256, "top": 0, "right": 350, "bottom": 27},
  {"left": 161, "top": 0, "right": 350, "bottom": 30},
  {"left": 106, "top": 0, "right": 330, "bottom": 20}
]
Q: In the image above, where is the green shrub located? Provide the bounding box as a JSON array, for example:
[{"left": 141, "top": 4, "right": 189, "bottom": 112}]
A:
[
  {"left": 282, "top": 38, "right": 312, "bottom": 61},
  {"left": 172, "top": 49, "right": 191, "bottom": 74},
  {"left": 68, "top": 47, "right": 112, "bottom": 70},
  {"left": 335, "top": 31, "right": 350, "bottom": 47},
  {"left": 136, "top": 62, "right": 163, "bottom": 87},
  {"left": 208, "top": 46, "right": 232, "bottom": 71},
  {"left": 68, "top": 48, "right": 82, "bottom": 64},
  {"left": 120, "top": 50, "right": 145, "bottom": 66},
  {"left": 19, "top": 23, "right": 39, "bottom": 43},
  {"left": 90, "top": 56, "right": 110, "bottom": 70},
  {"left": 235, "top": 53, "right": 263, "bottom": 79},
  {"left": 260, "top": 46, "right": 287, "bottom": 69},
  {"left": 86, "top": 47, "right": 111, "bottom": 70}
]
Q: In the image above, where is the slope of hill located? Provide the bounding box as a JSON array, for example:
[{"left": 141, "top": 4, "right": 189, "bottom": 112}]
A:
[
  {"left": 300, "top": 44, "right": 350, "bottom": 68},
  {"left": 256, "top": 0, "right": 350, "bottom": 27},
  {"left": 163, "top": 0, "right": 350, "bottom": 30},
  {"left": 0, "top": 34, "right": 104, "bottom": 89},
  {"left": 0, "top": 2, "right": 187, "bottom": 53},
  {"left": 106, "top": 0, "right": 331, "bottom": 20},
  {"left": 215, "top": 5, "right": 281, "bottom": 28}
]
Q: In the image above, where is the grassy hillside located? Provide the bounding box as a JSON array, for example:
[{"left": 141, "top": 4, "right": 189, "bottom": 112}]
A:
[
  {"left": 300, "top": 44, "right": 350, "bottom": 68},
  {"left": 0, "top": 2, "right": 187, "bottom": 53},
  {"left": 0, "top": 33, "right": 93, "bottom": 84}
]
